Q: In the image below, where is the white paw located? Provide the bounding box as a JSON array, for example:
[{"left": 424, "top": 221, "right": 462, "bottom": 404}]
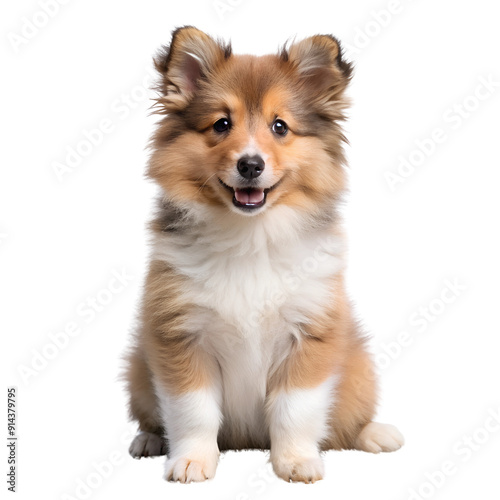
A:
[
  {"left": 355, "top": 422, "right": 405, "bottom": 453},
  {"left": 164, "top": 454, "right": 218, "bottom": 483},
  {"left": 129, "top": 431, "right": 167, "bottom": 458},
  {"left": 272, "top": 454, "right": 324, "bottom": 483}
]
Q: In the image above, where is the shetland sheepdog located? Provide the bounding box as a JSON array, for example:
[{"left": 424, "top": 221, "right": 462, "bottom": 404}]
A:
[{"left": 125, "top": 26, "right": 404, "bottom": 483}]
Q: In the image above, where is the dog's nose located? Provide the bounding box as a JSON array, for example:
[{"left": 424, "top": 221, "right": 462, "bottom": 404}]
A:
[{"left": 237, "top": 155, "right": 265, "bottom": 179}]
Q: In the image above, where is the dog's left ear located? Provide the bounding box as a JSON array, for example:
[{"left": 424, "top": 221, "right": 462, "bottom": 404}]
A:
[
  {"left": 284, "top": 35, "right": 352, "bottom": 99},
  {"left": 154, "top": 26, "right": 231, "bottom": 112}
]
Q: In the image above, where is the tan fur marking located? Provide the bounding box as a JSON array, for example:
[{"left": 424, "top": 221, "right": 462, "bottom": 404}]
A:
[{"left": 139, "top": 261, "right": 217, "bottom": 396}]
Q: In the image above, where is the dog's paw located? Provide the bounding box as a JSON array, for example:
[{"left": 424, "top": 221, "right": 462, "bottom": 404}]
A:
[
  {"left": 164, "top": 454, "right": 218, "bottom": 483},
  {"left": 355, "top": 422, "right": 404, "bottom": 453},
  {"left": 129, "top": 431, "right": 167, "bottom": 459},
  {"left": 272, "top": 454, "right": 324, "bottom": 483}
]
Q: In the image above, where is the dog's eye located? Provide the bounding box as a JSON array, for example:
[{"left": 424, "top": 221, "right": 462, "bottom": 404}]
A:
[
  {"left": 213, "top": 118, "right": 231, "bottom": 133},
  {"left": 272, "top": 119, "right": 288, "bottom": 136}
]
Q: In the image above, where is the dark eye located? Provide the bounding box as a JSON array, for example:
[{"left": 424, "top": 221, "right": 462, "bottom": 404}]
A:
[
  {"left": 272, "top": 119, "right": 288, "bottom": 136},
  {"left": 213, "top": 118, "right": 231, "bottom": 133}
]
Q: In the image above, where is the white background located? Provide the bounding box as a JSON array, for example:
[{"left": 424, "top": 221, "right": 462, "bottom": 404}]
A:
[{"left": 2, "top": 0, "right": 500, "bottom": 499}]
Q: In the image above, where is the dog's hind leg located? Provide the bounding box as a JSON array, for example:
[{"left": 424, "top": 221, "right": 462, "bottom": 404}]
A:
[{"left": 124, "top": 345, "right": 167, "bottom": 458}]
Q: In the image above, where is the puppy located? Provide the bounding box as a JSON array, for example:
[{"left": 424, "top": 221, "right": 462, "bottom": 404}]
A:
[{"left": 125, "top": 26, "right": 404, "bottom": 483}]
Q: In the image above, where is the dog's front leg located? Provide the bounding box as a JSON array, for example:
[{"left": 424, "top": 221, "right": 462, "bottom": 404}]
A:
[
  {"left": 151, "top": 338, "right": 222, "bottom": 483},
  {"left": 266, "top": 339, "right": 337, "bottom": 483}
]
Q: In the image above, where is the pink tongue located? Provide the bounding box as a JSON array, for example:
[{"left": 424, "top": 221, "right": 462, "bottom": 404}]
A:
[{"left": 235, "top": 188, "right": 265, "bottom": 205}]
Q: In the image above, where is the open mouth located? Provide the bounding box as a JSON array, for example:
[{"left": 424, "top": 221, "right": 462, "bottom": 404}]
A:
[{"left": 218, "top": 178, "right": 280, "bottom": 210}]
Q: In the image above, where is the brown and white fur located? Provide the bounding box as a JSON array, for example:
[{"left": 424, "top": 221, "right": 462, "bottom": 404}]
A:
[{"left": 124, "top": 26, "right": 404, "bottom": 484}]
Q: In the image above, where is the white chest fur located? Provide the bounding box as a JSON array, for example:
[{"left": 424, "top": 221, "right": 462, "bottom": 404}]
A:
[
  {"left": 151, "top": 205, "right": 344, "bottom": 439},
  {"left": 152, "top": 207, "right": 344, "bottom": 333}
]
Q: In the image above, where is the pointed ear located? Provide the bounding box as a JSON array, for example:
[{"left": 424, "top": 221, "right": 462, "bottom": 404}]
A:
[
  {"left": 284, "top": 35, "right": 352, "bottom": 100},
  {"left": 154, "top": 26, "right": 231, "bottom": 112}
]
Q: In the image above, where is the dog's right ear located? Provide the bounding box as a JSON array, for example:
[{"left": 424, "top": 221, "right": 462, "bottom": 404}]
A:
[{"left": 154, "top": 26, "right": 231, "bottom": 112}]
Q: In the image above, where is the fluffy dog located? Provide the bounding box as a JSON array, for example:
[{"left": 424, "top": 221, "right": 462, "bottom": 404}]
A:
[{"left": 125, "top": 26, "right": 404, "bottom": 483}]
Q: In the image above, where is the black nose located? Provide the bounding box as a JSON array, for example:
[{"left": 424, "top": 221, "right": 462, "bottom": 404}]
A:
[{"left": 237, "top": 155, "right": 265, "bottom": 179}]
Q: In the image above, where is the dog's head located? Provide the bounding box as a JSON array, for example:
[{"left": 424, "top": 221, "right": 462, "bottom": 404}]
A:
[{"left": 149, "top": 26, "right": 352, "bottom": 220}]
